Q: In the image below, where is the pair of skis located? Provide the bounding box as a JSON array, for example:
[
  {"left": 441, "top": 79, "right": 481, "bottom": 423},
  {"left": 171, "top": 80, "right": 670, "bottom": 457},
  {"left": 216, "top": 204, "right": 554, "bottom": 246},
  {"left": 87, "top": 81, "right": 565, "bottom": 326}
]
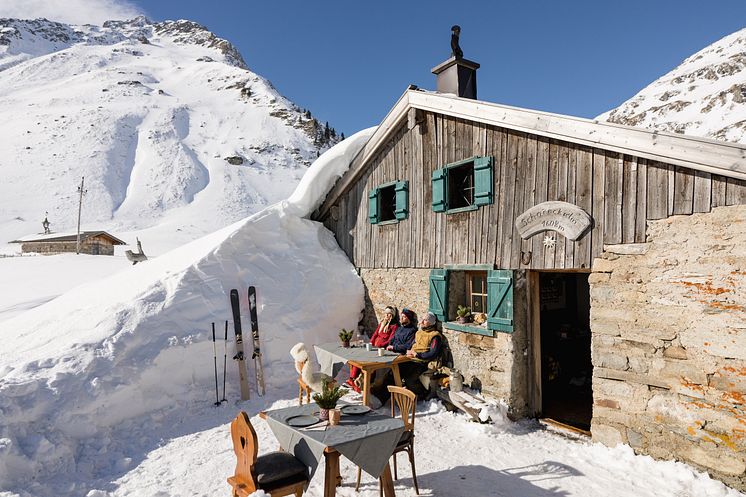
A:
[{"left": 229, "top": 286, "right": 265, "bottom": 400}]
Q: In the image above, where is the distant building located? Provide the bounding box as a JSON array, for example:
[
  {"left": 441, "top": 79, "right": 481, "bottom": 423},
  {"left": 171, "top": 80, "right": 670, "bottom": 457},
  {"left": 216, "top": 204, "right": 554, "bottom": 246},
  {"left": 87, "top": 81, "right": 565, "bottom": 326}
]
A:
[{"left": 10, "top": 231, "right": 127, "bottom": 255}]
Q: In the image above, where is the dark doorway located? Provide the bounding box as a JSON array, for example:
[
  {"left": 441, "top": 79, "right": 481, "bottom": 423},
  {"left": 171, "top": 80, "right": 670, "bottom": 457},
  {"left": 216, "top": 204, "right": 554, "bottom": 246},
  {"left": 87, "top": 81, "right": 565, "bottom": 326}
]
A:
[{"left": 539, "top": 272, "right": 592, "bottom": 431}]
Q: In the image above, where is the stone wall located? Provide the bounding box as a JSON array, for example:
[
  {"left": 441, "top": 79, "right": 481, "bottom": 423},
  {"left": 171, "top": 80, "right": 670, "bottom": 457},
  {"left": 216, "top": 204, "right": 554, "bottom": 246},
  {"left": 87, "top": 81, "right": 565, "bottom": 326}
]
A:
[
  {"left": 21, "top": 239, "right": 114, "bottom": 255},
  {"left": 589, "top": 205, "right": 746, "bottom": 490},
  {"left": 359, "top": 268, "right": 530, "bottom": 418}
]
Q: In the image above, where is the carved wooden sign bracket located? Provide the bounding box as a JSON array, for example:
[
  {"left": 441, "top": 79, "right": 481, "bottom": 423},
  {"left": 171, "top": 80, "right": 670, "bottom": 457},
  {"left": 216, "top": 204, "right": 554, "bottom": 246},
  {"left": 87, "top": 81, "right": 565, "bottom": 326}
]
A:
[{"left": 515, "top": 201, "right": 592, "bottom": 241}]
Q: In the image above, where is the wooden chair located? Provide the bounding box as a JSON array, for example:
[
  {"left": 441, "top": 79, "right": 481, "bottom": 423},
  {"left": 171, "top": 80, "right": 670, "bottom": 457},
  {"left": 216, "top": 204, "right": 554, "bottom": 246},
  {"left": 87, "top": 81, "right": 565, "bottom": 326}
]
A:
[
  {"left": 227, "top": 411, "right": 309, "bottom": 497},
  {"left": 355, "top": 385, "right": 419, "bottom": 495},
  {"left": 296, "top": 360, "right": 312, "bottom": 405}
]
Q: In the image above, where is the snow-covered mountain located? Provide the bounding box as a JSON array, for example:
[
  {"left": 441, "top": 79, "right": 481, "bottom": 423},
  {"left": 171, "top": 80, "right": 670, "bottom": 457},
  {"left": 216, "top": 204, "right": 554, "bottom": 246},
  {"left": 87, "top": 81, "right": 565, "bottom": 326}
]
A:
[
  {"left": 0, "top": 16, "right": 338, "bottom": 253},
  {"left": 598, "top": 28, "right": 746, "bottom": 144}
]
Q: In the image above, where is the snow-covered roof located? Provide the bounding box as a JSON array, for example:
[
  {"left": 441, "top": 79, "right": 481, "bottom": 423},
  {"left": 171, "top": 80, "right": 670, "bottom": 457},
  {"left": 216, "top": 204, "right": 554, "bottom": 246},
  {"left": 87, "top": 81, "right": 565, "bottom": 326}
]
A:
[
  {"left": 318, "top": 88, "right": 746, "bottom": 218},
  {"left": 10, "top": 231, "right": 127, "bottom": 244}
]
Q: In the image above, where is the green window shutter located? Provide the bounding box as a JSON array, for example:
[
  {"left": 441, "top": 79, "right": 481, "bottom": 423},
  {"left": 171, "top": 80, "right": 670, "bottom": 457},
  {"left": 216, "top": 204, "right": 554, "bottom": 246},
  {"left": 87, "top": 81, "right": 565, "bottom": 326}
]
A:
[
  {"left": 368, "top": 188, "right": 380, "bottom": 224},
  {"left": 394, "top": 181, "right": 409, "bottom": 220},
  {"left": 473, "top": 156, "right": 494, "bottom": 206},
  {"left": 431, "top": 168, "right": 447, "bottom": 212},
  {"left": 428, "top": 269, "right": 449, "bottom": 321},
  {"left": 487, "top": 270, "right": 513, "bottom": 332}
]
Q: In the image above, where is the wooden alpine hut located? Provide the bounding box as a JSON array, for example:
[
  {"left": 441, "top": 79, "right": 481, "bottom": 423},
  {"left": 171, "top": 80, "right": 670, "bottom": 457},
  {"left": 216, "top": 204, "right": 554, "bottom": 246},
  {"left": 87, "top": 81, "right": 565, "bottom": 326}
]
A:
[{"left": 313, "top": 54, "right": 746, "bottom": 489}]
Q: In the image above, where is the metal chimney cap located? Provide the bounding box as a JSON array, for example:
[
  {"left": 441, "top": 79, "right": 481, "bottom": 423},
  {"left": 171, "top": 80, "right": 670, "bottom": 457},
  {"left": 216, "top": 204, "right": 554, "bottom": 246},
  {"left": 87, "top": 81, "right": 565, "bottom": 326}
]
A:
[{"left": 431, "top": 56, "right": 480, "bottom": 75}]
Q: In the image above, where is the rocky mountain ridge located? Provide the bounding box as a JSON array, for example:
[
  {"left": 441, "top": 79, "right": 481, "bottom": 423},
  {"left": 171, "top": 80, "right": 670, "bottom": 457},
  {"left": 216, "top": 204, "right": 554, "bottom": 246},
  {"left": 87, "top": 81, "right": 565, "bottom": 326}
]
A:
[{"left": 599, "top": 28, "right": 746, "bottom": 144}]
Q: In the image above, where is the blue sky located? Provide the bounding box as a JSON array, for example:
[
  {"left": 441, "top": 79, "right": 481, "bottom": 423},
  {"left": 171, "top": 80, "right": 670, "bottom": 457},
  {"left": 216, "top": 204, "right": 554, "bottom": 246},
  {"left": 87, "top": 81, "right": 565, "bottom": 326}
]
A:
[{"left": 60, "top": 2, "right": 746, "bottom": 135}]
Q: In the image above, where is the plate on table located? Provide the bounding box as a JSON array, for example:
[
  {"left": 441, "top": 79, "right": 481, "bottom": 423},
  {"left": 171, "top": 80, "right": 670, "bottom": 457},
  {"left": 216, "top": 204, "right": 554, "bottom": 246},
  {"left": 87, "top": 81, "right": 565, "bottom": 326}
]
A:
[
  {"left": 286, "top": 415, "right": 320, "bottom": 427},
  {"left": 340, "top": 404, "right": 372, "bottom": 416}
]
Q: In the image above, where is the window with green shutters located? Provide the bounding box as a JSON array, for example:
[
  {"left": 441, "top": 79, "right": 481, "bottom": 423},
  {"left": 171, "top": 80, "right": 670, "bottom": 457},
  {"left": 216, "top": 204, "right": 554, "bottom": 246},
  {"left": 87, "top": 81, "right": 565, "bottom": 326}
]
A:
[
  {"left": 429, "top": 267, "right": 514, "bottom": 335},
  {"left": 368, "top": 180, "right": 409, "bottom": 224},
  {"left": 431, "top": 156, "right": 494, "bottom": 213}
]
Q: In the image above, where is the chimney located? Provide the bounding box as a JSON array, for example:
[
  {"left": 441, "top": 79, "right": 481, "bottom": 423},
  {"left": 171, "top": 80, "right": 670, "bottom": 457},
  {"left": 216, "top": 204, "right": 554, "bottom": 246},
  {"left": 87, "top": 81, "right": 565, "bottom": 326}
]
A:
[
  {"left": 432, "top": 25, "right": 479, "bottom": 99},
  {"left": 431, "top": 56, "right": 480, "bottom": 99}
]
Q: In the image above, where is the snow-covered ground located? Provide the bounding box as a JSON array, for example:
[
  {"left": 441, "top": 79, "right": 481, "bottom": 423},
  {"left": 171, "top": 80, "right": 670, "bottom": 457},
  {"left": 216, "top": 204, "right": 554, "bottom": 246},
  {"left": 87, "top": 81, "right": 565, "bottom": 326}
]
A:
[
  {"left": 103, "top": 395, "right": 744, "bottom": 497},
  {"left": 0, "top": 253, "right": 127, "bottom": 321},
  {"left": 3, "top": 15, "right": 746, "bottom": 497},
  {"left": 0, "top": 128, "right": 742, "bottom": 497}
]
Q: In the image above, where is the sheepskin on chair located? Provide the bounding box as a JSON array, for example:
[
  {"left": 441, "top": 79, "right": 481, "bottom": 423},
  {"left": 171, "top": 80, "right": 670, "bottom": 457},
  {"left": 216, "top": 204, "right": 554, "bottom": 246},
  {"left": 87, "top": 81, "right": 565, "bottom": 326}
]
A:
[{"left": 289, "top": 342, "right": 333, "bottom": 393}]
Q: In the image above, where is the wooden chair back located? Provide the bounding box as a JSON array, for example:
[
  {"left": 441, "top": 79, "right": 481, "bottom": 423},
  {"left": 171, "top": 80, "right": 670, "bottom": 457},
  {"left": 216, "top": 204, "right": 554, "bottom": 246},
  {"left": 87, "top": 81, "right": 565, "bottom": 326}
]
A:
[
  {"left": 230, "top": 411, "right": 259, "bottom": 494},
  {"left": 388, "top": 385, "right": 416, "bottom": 431}
]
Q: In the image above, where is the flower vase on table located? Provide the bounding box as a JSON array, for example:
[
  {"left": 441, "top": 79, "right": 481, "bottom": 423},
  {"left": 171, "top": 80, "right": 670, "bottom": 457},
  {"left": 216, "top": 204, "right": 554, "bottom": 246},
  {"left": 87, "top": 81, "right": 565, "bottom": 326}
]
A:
[{"left": 313, "top": 381, "right": 344, "bottom": 422}]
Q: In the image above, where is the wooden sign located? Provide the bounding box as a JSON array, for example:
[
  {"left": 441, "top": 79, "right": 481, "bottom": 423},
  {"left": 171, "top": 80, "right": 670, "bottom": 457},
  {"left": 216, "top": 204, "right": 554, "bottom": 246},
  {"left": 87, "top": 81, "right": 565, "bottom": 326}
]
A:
[{"left": 515, "top": 201, "right": 592, "bottom": 241}]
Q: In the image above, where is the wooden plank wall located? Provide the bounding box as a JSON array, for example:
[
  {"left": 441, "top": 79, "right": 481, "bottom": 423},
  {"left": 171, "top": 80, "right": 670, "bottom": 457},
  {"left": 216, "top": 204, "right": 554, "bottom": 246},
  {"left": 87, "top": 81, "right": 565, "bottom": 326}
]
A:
[{"left": 321, "top": 111, "right": 746, "bottom": 270}]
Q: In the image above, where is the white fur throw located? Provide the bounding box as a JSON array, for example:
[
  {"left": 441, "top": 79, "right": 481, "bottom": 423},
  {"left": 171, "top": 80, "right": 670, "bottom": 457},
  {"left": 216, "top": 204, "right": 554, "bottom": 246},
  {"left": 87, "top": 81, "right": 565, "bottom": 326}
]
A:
[{"left": 289, "top": 342, "right": 332, "bottom": 393}]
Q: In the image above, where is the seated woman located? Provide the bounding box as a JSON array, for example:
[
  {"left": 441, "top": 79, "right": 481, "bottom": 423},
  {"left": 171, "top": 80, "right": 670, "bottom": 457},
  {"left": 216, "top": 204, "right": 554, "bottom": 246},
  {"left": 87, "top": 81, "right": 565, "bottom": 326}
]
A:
[
  {"left": 387, "top": 308, "right": 417, "bottom": 354},
  {"left": 345, "top": 306, "right": 398, "bottom": 392},
  {"left": 400, "top": 312, "right": 442, "bottom": 397}
]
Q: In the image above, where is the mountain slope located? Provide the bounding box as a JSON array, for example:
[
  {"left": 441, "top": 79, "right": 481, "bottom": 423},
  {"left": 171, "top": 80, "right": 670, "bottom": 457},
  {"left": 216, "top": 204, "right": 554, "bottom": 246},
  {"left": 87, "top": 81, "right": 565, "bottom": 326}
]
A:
[
  {"left": 0, "top": 16, "right": 338, "bottom": 253},
  {"left": 598, "top": 28, "right": 746, "bottom": 144}
]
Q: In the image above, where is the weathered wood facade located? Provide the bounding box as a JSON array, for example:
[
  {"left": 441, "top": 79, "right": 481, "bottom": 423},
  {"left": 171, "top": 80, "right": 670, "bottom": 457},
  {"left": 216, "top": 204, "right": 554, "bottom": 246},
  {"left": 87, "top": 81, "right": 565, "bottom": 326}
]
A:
[
  {"left": 313, "top": 88, "right": 746, "bottom": 490},
  {"left": 319, "top": 111, "right": 746, "bottom": 270}
]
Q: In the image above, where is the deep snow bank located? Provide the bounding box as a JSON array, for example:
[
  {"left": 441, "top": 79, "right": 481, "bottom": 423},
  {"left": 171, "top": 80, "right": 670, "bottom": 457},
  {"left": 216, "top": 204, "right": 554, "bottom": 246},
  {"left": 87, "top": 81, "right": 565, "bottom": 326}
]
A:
[{"left": 0, "top": 129, "right": 374, "bottom": 495}]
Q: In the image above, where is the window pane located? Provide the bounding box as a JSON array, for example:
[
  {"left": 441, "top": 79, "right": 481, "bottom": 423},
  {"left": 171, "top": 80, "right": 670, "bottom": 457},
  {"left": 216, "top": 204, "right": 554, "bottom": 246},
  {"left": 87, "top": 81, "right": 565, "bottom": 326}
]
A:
[
  {"left": 378, "top": 184, "right": 397, "bottom": 222},
  {"left": 447, "top": 162, "right": 474, "bottom": 209},
  {"left": 471, "top": 294, "right": 482, "bottom": 312},
  {"left": 468, "top": 272, "right": 488, "bottom": 313},
  {"left": 472, "top": 274, "right": 484, "bottom": 293}
]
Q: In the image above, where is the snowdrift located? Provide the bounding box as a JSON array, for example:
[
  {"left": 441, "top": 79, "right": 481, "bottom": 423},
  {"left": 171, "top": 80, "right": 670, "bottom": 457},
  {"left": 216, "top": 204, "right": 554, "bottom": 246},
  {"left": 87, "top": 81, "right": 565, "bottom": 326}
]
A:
[{"left": 0, "top": 129, "right": 374, "bottom": 496}]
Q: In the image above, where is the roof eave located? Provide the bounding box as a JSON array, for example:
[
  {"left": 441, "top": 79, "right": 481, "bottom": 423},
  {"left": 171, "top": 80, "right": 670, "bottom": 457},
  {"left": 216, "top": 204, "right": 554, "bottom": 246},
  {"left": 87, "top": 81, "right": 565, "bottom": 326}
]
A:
[{"left": 316, "top": 89, "right": 746, "bottom": 218}]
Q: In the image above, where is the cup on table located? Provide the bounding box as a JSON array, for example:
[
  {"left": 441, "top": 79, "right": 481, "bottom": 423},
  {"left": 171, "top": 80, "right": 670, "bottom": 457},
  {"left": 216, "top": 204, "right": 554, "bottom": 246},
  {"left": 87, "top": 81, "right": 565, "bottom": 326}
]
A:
[
  {"left": 377, "top": 348, "right": 384, "bottom": 357},
  {"left": 366, "top": 343, "right": 373, "bottom": 352},
  {"left": 329, "top": 408, "right": 341, "bottom": 426}
]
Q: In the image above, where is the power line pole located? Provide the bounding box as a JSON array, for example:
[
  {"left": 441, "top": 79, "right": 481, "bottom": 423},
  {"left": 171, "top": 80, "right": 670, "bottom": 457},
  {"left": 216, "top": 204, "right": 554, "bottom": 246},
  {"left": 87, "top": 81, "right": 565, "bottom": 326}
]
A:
[{"left": 76, "top": 176, "right": 87, "bottom": 254}]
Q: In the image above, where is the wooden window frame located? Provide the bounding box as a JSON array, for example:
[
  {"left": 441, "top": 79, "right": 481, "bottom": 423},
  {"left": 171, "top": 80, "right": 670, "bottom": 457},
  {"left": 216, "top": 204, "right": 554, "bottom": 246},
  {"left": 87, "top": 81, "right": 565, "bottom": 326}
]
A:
[
  {"left": 377, "top": 182, "right": 398, "bottom": 224},
  {"left": 433, "top": 156, "right": 493, "bottom": 214},
  {"left": 447, "top": 161, "right": 476, "bottom": 211},
  {"left": 466, "top": 271, "right": 488, "bottom": 315},
  {"left": 370, "top": 180, "right": 409, "bottom": 225}
]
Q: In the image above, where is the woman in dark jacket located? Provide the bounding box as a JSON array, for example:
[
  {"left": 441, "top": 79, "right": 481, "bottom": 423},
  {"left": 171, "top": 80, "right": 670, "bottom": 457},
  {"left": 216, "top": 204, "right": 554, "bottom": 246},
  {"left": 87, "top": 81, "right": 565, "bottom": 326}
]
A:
[{"left": 387, "top": 308, "right": 417, "bottom": 353}]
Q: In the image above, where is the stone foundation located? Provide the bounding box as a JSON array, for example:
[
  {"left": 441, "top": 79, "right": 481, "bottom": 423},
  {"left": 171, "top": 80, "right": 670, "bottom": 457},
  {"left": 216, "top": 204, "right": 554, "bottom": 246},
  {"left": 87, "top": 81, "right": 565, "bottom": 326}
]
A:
[
  {"left": 589, "top": 205, "right": 746, "bottom": 490},
  {"left": 20, "top": 240, "right": 115, "bottom": 255},
  {"left": 359, "top": 268, "right": 530, "bottom": 418}
]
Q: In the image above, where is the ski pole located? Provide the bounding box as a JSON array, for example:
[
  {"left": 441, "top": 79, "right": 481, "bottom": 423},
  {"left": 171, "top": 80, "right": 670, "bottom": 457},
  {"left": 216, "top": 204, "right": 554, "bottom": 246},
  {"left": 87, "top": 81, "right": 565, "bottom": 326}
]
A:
[
  {"left": 212, "top": 323, "right": 220, "bottom": 406},
  {"left": 221, "top": 320, "right": 228, "bottom": 403}
]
